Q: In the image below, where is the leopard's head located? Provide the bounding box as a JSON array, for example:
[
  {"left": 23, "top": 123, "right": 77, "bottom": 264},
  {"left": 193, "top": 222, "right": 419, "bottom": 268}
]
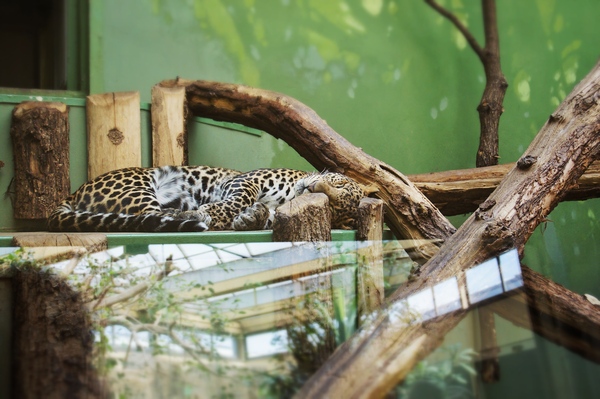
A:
[{"left": 295, "top": 172, "right": 366, "bottom": 229}]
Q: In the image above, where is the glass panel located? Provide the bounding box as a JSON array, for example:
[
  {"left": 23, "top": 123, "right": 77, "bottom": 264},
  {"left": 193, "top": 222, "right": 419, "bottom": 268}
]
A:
[
  {"left": 466, "top": 257, "right": 502, "bottom": 304},
  {"left": 433, "top": 277, "right": 462, "bottom": 315},
  {"left": 499, "top": 249, "right": 524, "bottom": 291},
  {"left": 3, "top": 242, "right": 600, "bottom": 398},
  {"left": 246, "top": 330, "right": 288, "bottom": 359}
]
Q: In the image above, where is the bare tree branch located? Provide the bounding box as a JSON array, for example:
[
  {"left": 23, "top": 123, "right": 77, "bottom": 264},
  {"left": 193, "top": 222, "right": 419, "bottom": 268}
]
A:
[
  {"left": 88, "top": 260, "right": 174, "bottom": 311},
  {"left": 107, "top": 316, "right": 211, "bottom": 370},
  {"left": 425, "top": 0, "right": 507, "bottom": 167},
  {"left": 409, "top": 160, "right": 600, "bottom": 215},
  {"left": 424, "top": 0, "right": 484, "bottom": 58}
]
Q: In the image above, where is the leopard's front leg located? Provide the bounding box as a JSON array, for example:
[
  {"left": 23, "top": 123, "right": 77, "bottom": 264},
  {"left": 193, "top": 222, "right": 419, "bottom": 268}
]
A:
[
  {"left": 198, "top": 177, "right": 262, "bottom": 230},
  {"left": 232, "top": 202, "right": 271, "bottom": 231},
  {"left": 161, "top": 208, "right": 213, "bottom": 228},
  {"left": 196, "top": 201, "right": 249, "bottom": 230}
]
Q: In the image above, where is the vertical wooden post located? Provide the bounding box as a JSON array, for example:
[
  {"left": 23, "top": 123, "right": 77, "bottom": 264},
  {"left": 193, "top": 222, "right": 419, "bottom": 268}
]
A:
[
  {"left": 86, "top": 92, "right": 141, "bottom": 179},
  {"left": 477, "top": 306, "right": 501, "bottom": 382},
  {"left": 0, "top": 279, "right": 12, "bottom": 399},
  {"left": 11, "top": 233, "right": 108, "bottom": 253},
  {"left": 272, "top": 193, "right": 332, "bottom": 242},
  {"left": 272, "top": 194, "right": 337, "bottom": 377},
  {"left": 10, "top": 102, "right": 70, "bottom": 219},
  {"left": 12, "top": 271, "right": 102, "bottom": 399},
  {"left": 355, "top": 197, "right": 385, "bottom": 324},
  {"left": 151, "top": 85, "right": 188, "bottom": 166}
]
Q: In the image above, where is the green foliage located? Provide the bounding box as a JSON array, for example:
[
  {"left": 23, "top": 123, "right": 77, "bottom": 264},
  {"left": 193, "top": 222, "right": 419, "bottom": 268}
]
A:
[
  {"left": 0, "top": 248, "right": 35, "bottom": 274},
  {"left": 395, "top": 344, "right": 478, "bottom": 399},
  {"left": 258, "top": 288, "right": 342, "bottom": 397}
]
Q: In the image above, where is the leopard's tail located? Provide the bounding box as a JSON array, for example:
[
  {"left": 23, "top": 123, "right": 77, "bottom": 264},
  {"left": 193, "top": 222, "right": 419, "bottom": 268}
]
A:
[{"left": 47, "top": 201, "right": 209, "bottom": 233}]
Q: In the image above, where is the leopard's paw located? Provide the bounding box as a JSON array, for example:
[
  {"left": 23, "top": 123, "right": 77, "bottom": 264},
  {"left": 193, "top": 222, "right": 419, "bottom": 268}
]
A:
[
  {"left": 232, "top": 203, "right": 270, "bottom": 231},
  {"left": 174, "top": 210, "right": 212, "bottom": 227}
]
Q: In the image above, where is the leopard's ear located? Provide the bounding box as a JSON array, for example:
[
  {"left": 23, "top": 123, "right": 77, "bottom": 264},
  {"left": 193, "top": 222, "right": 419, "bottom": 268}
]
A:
[{"left": 359, "top": 183, "right": 379, "bottom": 195}]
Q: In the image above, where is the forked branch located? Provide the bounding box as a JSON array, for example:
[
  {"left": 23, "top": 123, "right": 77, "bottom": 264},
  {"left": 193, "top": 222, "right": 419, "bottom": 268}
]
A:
[{"left": 425, "top": 0, "right": 507, "bottom": 167}]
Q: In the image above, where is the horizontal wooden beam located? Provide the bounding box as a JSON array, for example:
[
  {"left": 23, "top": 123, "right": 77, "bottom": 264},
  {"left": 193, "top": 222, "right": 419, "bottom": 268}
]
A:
[{"left": 409, "top": 160, "right": 600, "bottom": 215}]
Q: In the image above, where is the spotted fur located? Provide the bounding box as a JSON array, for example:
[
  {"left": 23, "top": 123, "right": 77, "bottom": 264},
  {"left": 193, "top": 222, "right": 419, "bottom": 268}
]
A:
[{"left": 47, "top": 166, "right": 365, "bottom": 232}]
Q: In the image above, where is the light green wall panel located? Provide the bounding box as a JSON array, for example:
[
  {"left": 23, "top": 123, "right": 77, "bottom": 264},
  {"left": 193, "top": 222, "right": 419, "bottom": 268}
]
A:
[{"left": 94, "top": 0, "right": 600, "bottom": 174}]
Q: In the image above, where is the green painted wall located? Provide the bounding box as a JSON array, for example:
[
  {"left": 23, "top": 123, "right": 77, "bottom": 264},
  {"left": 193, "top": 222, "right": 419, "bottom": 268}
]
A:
[{"left": 92, "top": 0, "right": 599, "bottom": 173}]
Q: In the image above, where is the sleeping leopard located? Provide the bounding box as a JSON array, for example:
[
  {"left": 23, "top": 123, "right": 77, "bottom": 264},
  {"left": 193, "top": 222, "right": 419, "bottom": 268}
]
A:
[{"left": 47, "top": 166, "right": 366, "bottom": 233}]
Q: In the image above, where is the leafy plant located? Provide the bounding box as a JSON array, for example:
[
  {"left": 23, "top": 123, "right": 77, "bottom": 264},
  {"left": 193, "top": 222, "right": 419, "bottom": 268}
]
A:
[{"left": 394, "top": 344, "right": 477, "bottom": 399}]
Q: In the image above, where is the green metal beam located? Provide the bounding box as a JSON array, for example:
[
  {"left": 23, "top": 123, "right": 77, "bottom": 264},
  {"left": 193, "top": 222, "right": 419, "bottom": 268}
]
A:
[{"left": 0, "top": 230, "right": 360, "bottom": 248}]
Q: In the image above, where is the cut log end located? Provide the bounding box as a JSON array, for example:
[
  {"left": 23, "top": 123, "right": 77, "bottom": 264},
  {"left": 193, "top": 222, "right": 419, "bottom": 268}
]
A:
[{"left": 273, "top": 193, "right": 332, "bottom": 242}]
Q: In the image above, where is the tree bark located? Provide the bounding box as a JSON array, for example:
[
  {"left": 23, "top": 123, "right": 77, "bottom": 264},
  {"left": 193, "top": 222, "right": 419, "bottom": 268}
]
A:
[
  {"left": 86, "top": 92, "right": 141, "bottom": 179},
  {"left": 10, "top": 102, "right": 70, "bottom": 219},
  {"left": 12, "top": 269, "right": 103, "bottom": 399},
  {"left": 151, "top": 85, "right": 189, "bottom": 166},
  {"left": 409, "top": 160, "right": 600, "bottom": 215},
  {"left": 159, "top": 58, "right": 600, "bottom": 397},
  {"left": 273, "top": 193, "right": 332, "bottom": 242}
]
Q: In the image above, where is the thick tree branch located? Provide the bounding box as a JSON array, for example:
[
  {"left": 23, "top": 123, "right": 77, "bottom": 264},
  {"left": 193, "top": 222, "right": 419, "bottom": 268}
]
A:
[
  {"left": 295, "top": 59, "right": 600, "bottom": 398},
  {"left": 424, "top": 0, "right": 484, "bottom": 58},
  {"left": 489, "top": 266, "right": 600, "bottom": 363},
  {"left": 409, "top": 160, "right": 600, "bottom": 215}
]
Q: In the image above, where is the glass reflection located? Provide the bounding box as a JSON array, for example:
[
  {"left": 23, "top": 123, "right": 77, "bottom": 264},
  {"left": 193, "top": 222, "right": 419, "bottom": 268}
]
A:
[
  {"left": 433, "top": 277, "right": 462, "bottom": 315},
  {"left": 406, "top": 287, "right": 436, "bottom": 321},
  {"left": 499, "top": 249, "right": 524, "bottom": 291},
  {"left": 465, "top": 249, "right": 523, "bottom": 304},
  {"left": 5, "top": 242, "right": 599, "bottom": 399},
  {"left": 466, "top": 257, "right": 503, "bottom": 304}
]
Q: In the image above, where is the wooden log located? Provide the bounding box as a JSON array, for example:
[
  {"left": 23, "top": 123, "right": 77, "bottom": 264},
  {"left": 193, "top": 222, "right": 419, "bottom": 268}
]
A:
[
  {"left": 272, "top": 193, "right": 331, "bottom": 242},
  {"left": 86, "top": 92, "right": 141, "bottom": 179},
  {"left": 10, "top": 102, "right": 70, "bottom": 219},
  {"left": 12, "top": 269, "right": 103, "bottom": 399},
  {"left": 489, "top": 266, "right": 600, "bottom": 363},
  {"left": 11, "top": 233, "right": 107, "bottom": 253},
  {"left": 151, "top": 85, "right": 188, "bottom": 166},
  {"left": 355, "top": 197, "right": 384, "bottom": 242},
  {"left": 409, "top": 160, "right": 600, "bottom": 215},
  {"left": 355, "top": 198, "right": 385, "bottom": 324}
]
